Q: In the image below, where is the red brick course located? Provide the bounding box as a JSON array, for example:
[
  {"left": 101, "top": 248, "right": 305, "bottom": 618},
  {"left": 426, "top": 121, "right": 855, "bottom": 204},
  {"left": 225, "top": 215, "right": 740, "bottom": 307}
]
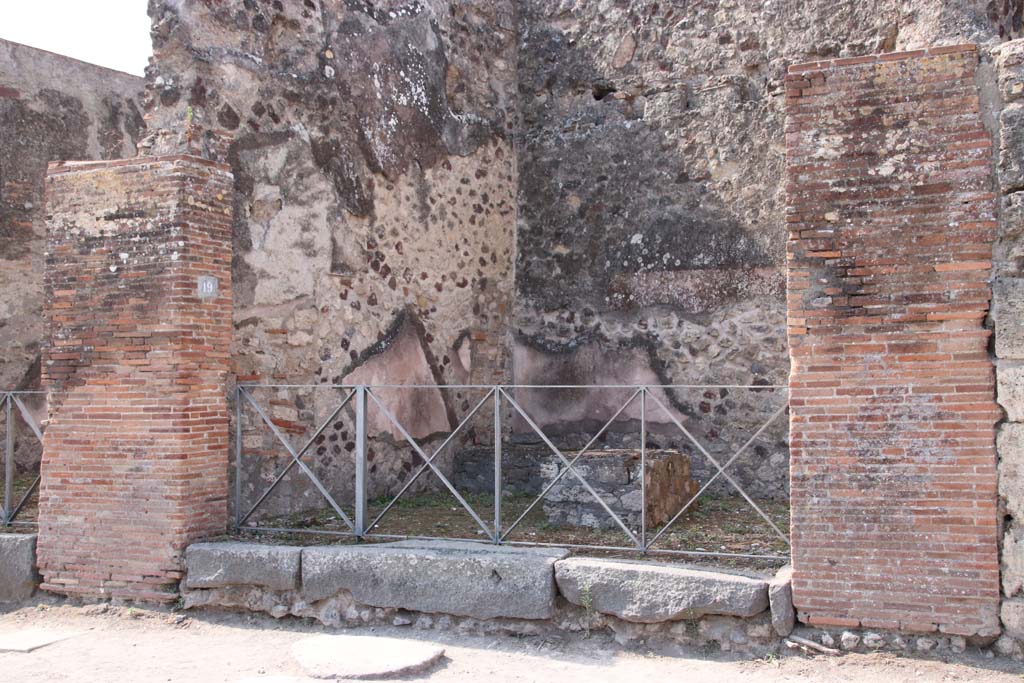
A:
[
  {"left": 37, "top": 155, "right": 233, "bottom": 601},
  {"left": 785, "top": 46, "right": 1001, "bottom": 636}
]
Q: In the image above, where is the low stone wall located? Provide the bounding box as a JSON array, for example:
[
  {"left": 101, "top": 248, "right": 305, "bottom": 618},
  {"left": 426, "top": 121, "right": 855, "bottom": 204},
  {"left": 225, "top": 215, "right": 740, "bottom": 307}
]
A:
[
  {"left": 180, "top": 540, "right": 1006, "bottom": 657},
  {"left": 0, "top": 534, "right": 39, "bottom": 603},
  {"left": 181, "top": 539, "right": 792, "bottom": 653},
  {"left": 451, "top": 446, "right": 698, "bottom": 529}
]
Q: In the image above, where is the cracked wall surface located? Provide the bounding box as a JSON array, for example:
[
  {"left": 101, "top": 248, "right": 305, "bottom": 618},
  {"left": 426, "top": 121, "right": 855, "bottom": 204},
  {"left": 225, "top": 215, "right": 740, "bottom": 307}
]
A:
[
  {"left": 0, "top": 39, "right": 144, "bottom": 390},
  {"left": 138, "top": 0, "right": 1024, "bottom": 508},
  {"left": 143, "top": 0, "right": 518, "bottom": 511},
  {"left": 512, "top": 1, "right": 1016, "bottom": 497}
]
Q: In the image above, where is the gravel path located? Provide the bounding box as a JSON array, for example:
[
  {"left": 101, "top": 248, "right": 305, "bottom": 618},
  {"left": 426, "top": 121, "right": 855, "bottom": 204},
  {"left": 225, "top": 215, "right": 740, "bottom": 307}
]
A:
[{"left": 0, "top": 602, "right": 1021, "bottom": 682}]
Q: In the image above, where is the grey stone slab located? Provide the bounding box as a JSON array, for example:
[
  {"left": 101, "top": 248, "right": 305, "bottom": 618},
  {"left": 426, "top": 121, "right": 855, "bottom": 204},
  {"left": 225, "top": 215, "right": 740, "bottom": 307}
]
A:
[
  {"left": 301, "top": 540, "right": 568, "bottom": 620},
  {"left": 768, "top": 565, "right": 795, "bottom": 636},
  {"left": 554, "top": 557, "right": 769, "bottom": 623},
  {"left": 0, "top": 534, "right": 39, "bottom": 603},
  {"left": 291, "top": 634, "right": 444, "bottom": 679},
  {"left": 185, "top": 542, "right": 302, "bottom": 591}
]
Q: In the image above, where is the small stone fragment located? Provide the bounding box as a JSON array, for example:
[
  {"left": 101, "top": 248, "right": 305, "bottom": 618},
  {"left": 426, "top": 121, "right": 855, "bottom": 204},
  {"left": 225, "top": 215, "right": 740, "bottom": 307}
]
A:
[
  {"left": 291, "top": 634, "right": 444, "bottom": 679},
  {"left": 862, "top": 632, "right": 884, "bottom": 648}
]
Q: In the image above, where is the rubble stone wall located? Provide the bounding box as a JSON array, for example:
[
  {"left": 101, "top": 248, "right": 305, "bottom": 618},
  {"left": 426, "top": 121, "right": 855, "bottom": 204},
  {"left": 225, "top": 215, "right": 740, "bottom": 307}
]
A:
[
  {"left": 143, "top": 1, "right": 519, "bottom": 509},
  {"left": 511, "top": 1, "right": 1013, "bottom": 497}
]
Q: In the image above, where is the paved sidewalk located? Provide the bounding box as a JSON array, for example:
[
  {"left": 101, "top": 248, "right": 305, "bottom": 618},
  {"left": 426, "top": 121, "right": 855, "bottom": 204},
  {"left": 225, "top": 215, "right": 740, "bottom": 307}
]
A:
[{"left": 0, "top": 603, "right": 1020, "bottom": 682}]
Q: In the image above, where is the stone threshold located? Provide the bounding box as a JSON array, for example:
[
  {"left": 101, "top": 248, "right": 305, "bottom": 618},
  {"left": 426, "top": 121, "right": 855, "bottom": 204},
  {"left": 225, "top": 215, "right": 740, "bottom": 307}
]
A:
[{"left": 181, "top": 539, "right": 793, "bottom": 653}]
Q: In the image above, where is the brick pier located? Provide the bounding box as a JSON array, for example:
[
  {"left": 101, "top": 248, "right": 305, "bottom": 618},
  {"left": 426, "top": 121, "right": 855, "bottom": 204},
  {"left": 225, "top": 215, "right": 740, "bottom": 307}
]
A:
[
  {"left": 37, "top": 155, "right": 233, "bottom": 601},
  {"left": 785, "top": 45, "right": 1001, "bottom": 636}
]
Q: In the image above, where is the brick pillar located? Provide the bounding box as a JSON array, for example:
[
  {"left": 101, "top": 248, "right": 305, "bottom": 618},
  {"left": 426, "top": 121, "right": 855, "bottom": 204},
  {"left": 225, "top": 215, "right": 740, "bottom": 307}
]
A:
[
  {"left": 785, "top": 45, "right": 1001, "bottom": 637},
  {"left": 38, "top": 155, "right": 233, "bottom": 601}
]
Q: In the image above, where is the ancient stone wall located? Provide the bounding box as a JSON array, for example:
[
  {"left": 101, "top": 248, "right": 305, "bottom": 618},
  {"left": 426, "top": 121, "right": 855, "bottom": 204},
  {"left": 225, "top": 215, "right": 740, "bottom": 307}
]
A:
[
  {"left": 786, "top": 46, "right": 1001, "bottom": 637},
  {"left": 38, "top": 156, "right": 233, "bottom": 601},
  {"left": 0, "top": 39, "right": 144, "bottom": 390},
  {"left": 991, "top": 37, "right": 1024, "bottom": 655},
  {"left": 142, "top": 0, "right": 519, "bottom": 511},
  {"left": 511, "top": 1, "right": 1011, "bottom": 497}
]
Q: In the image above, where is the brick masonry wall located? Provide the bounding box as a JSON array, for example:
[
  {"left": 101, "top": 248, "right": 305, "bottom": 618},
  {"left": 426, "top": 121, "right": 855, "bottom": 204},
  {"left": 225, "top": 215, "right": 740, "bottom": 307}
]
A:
[
  {"left": 37, "top": 155, "right": 233, "bottom": 601},
  {"left": 785, "top": 45, "right": 1001, "bottom": 637}
]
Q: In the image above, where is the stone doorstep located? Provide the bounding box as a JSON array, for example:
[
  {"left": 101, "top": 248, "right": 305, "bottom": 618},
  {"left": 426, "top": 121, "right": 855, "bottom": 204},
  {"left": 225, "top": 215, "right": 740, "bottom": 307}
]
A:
[
  {"left": 554, "top": 556, "right": 771, "bottom": 624},
  {"left": 301, "top": 540, "right": 569, "bottom": 621},
  {"left": 185, "top": 542, "right": 302, "bottom": 591},
  {"left": 0, "top": 533, "right": 39, "bottom": 603},
  {"left": 182, "top": 539, "right": 785, "bottom": 627}
]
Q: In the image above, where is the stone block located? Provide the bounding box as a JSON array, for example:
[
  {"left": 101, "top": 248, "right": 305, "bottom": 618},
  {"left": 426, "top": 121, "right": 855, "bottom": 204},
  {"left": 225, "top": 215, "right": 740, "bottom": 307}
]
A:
[
  {"left": 554, "top": 557, "right": 769, "bottom": 623},
  {"left": 1004, "top": 597, "right": 1024, "bottom": 639},
  {"left": 1001, "top": 193, "right": 1024, "bottom": 276},
  {"left": 995, "top": 278, "right": 1024, "bottom": 360},
  {"left": 0, "top": 534, "right": 38, "bottom": 602},
  {"left": 185, "top": 542, "right": 301, "bottom": 591},
  {"left": 452, "top": 446, "right": 697, "bottom": 531},
  {"left": 1000, "top": 424, "right": 1024, "bottom": 521},
  {"left": 995, "top": 39, "right": 1024, "bottom": 105},
  {"left": 543, "top": 449, "right": 696, "bottom": 530},
  {"left": 999, "top": 363, "right": 1024, "bottom": 422},
  {"left": 1001, "top": 104, "right": 1024, "bottom": 194},
  {"left": 1005, "top": 523, "right": 1024, "bottom": 597},
  {"left": 768, "top": 565, "right": 795, "bottom": 636},
  {"left": 301, "top": 540, "right": 568, "bottom": 620}
]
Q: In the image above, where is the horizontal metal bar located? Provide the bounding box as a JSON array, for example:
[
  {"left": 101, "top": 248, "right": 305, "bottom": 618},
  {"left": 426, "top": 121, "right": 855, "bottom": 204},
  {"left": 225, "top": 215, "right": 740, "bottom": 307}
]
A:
[
  {"left": 501, "top": 540, "right": 788, "bottom": 562},
  {"left": 235, "top": 527, "right": 787, "bottom": 562},
  {"left": 236, "top": 383, "right": 788, "bottom": 390},
  {"left": 240, "top": 525, "right": 359, "bottom": 538}
]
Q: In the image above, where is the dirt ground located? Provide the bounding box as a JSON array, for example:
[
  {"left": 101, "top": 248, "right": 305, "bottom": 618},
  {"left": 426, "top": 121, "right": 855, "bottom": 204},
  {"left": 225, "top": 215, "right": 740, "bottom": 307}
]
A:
[{"left": 0, "top": 602, "right": 1021, "bottom": 683}]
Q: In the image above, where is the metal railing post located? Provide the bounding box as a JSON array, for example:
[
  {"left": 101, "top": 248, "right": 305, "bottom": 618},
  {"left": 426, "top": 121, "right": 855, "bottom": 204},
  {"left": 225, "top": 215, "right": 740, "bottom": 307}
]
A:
[
  {"left": 354, "top": 385, "right": 368, "bottom": 537},
  {"left": 234, "top": 385, "right": 243, "bottom": 529},
  {"left": 4, "top": 393, "right": 12, "bottom": 526},
  {"left": 640, "top": 386, "right": 646, "bottom": 551},
  {"left": 494, "top": 387, "right": 502, "bottom": 544}
]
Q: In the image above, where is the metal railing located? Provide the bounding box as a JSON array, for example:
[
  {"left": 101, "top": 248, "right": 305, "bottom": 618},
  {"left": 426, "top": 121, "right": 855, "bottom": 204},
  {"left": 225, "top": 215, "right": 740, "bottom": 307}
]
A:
[
  {"left": 235, "top": 384, "right": 790, "bottom": 562},
  {"left": 1, "top": 391, "right": 45, "bottom": 527}
]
